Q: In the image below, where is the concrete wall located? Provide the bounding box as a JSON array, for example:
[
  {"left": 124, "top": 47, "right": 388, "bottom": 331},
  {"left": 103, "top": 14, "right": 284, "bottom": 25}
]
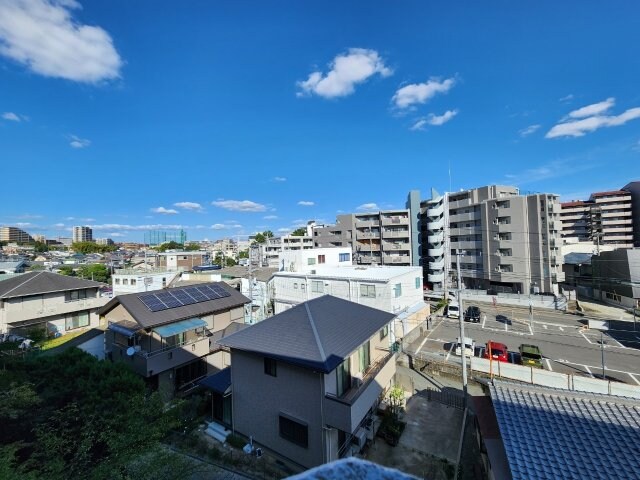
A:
[
  {"left": 279, "top": 247, "right": 353, "bottom": 273},
  {"left": 231, "top": 350, "right": 325, "bottom": 469}
]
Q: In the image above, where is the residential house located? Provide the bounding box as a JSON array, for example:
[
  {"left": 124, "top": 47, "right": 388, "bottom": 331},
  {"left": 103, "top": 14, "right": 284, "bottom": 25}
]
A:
[
  {"left": 155, "top": 251, "right": 211, "bottom": 271},
  {"left": 0, "top": 271, "right": 107, "bottom": 337},
  {"left": 99, "top": 282, "right": 250, "bottom": 399},
  {"left": 591, "top": 248, "right": 640, "bottom": 309},
  {"left": 217, "top": 296, "right": 398, "bottom": 470},
  {"left": 112, "top": 267, "right": 181, "bottom": 296}
]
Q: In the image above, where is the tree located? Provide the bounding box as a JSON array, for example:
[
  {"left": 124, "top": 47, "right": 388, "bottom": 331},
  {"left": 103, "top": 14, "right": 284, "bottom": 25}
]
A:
[
  {"left": 57, "top": 265, "right": 75, "bottom": 276},
  {"left": 184, "top": 243, "right": 200, "bottom": 251},
  {"left": 238, "top": 249, "right": 249, "bottom": 259},
  {"left": 156, "top": 241, "right": 183, "bottom": 252},
  {"left": 34, "top": 241, "right": 49, "bottom": 253},
  {"left": 77, "top": 264, "right": 110, "bottom": 283},
  {"left": 71, "top": 242, "right": 117, "bottom": 254},
  {"left": 291, "top": 227, "right": 306, "bottom": 236},
  {"left": 253, "top": 230, "right": 273, "bottom": 244},
  {"left": 264, "top": 230, "right": 274, "bottom": 238}
]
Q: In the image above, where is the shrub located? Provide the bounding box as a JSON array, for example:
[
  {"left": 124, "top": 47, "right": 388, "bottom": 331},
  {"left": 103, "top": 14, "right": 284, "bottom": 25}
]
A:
[{"left": 225, "top": 433, "right": 247, "bottom": 449}]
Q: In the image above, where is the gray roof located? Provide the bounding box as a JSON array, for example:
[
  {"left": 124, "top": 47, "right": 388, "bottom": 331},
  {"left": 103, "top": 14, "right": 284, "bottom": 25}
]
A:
[
  {"left": 218, "top": 265, "right": 278, "bottom": 283},
  {"left": 563, "top": 252, "right": 593, "bottom": 265},
  {"left": 219, "top": 295, "right": 396, "bottom": 373},
  {"left": 98, "top": 282, "right": 250, "bottom": 329},
  {"left": 490, "top": 381, "right": 640, "bottom": 480},
  {"left": 0, "top": 271, "right": 103, "bottom": 299}
]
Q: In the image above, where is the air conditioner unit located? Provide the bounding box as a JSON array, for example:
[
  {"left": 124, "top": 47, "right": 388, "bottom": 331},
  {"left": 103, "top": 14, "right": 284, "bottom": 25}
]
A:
[{"left": 352, "top": 428, "right": 367, "bottom": 449}]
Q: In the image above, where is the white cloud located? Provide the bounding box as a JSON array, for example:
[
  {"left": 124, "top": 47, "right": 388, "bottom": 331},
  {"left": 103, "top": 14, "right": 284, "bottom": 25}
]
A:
[
  {"left": 151, "top": 207, "right": 179, "bottom": 215},
  {"left": 410, "top": 119, "right": 428, "bottom": 131},
  {"left": 0, "top": 0, "right": 123, "bottom": 83},
  {"left": 559, "top": 94, "right": 574, "bottom": 103},
  {"left": 108, "top": 232, "right": 126, "bottom": 237},
  {"left": 410, "top": 110, "right": 458, "bottom": 131},
  {"left": 567, "top": 98, "right": 614, "bottom": 119},
  {"left": 53, "top": 222, "right": 65, "bottom": 227},
  {"left": 88, "top": 223, "right": 187, "bottom": 231},
  {"left": 15, "top": 222, "right": 31, "bottom": 227},
  {"left": 503, "top": 158, "right": 595, "bottom": 185},
  {"left": 211, "top": 223, "right": 243, "bottom": 230},
  {"left": 392, "top": 77, "right": 455, "bottom": 109},
  {"left": 277, "top": 227, "right": 292, "bottom": 233},
  {"left": 298, "top": 201, "right": 315, "bottom": 206},
  {"left": 519, "top": 124, "right": 541, "bottom": 137},
  {"left": 356, "top": 203, "right": 380, "bottom": 212},
  {"left": 296, "top": 48, "right": 392, "bottom": 99},
  {"left": 211, "top": 199, "right": 267, "bottom": 212},
  {"left": 263, "top": 215, "right": 278, "bottom": 220},
  {"left": 174, "top": 201, "right": 204, "bottom": 212},
  {"left": 546, "top": 100, "right": 640, "bottom": 139},
  {"left": 2, "top": 111, "right": 21, "bottom": 121},
  {"left": 69, "top": 134, "right": 90, "bottom": 148},
  {"left": 273, "top": 176, "right": 287, "bottom": 182}
]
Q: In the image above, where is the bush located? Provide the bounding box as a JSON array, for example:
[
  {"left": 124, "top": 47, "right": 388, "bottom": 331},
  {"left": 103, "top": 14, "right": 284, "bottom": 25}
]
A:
[{"left": 225, "top": 433, "right": 247, "bottom": 449}]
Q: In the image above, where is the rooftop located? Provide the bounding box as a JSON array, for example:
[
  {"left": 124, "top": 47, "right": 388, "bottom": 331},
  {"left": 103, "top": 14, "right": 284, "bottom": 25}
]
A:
[
  {"left": 0, "top": 271, "right": 103, "bottom": 299},
  {"left": 273, "top": 265, "right": 421, "bottom": 281}
]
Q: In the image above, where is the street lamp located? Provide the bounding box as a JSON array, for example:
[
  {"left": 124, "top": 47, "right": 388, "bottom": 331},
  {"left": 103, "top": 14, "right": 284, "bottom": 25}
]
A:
[{"left": 590, "top": 319, "right": 609, "bottom": 379}]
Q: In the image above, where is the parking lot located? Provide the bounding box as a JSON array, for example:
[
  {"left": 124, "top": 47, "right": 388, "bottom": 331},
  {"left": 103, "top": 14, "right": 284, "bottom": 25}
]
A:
[{"left": 408, "top": 303, "right": 640, "bottom": 385}]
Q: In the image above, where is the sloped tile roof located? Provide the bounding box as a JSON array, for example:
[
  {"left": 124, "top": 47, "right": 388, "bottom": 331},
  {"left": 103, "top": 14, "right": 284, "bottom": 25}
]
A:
[
  {"left": 218, "top": 295, "right": 396, "bottom": 373},
  {"left": 490, "top": 381, "right": 640, "bottom": 480},
  {"left": 0, "top": 271, "right": 103, "bottom": 299}
]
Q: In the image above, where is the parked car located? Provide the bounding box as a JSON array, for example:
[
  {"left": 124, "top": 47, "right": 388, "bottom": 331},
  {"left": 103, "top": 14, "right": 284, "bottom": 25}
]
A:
[
  {"left": 464, "top": 305, "right": 481, "bottom": 323},
  {"left": 446, "top": 302, "right": 460, "bottom": 319},
  {"left": 519, "top": 344, "right": 543, "bottom": 368},
  {"left": 454, "top": 337, "right": 475, "bottom": 357},
  {"left": 484, "top": 341, "right": 508, "bottom": 362}
]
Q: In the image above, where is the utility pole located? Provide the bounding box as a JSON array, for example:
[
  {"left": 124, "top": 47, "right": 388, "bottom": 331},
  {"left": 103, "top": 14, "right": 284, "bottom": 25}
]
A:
[
  {"left": 600, "top": 330, "right": 606, "bottom": 379},
  {"left": 456, "top": 249, "right": 467, "bottom": 405}
]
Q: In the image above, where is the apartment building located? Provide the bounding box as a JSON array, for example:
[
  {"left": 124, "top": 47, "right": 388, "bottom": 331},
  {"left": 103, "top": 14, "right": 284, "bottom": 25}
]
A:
[
  {"left": 218, "top": 296, "right": 397, "bottom": 469},
  {"left": 0, "top": 226, "right": 34, "bottom": 244},
  {"left": 0, "top": 271, "right": 107, "bottom": 337},
  {"left": 560, "top": 189, "right": 634, "bottom": 249},
  {"left": 155, "top": 251, "right": 211, "bottom": 271},
  {"left": 258, "top": 235, "right": 315, "bottom": 267},
  {"left": 100, "top": 282, "right": 250, "bottom": 399},
  {"left": 72, "top": 226, "right": 93, "bottom": 243},
  {"left": 623, "top": 181, "right": 640, "bottom": 247},
  {"left": 421, "top": 185, "right": 564, "bottom": 295},
  {"left": 313, "top": 210, "right": 413, "bottom": 267},
  {"left": 96, "top": 238, "right": 114, "bottom": 246},
  {"left": 111, "top": 268, "right": 181, "bottom": 296}
]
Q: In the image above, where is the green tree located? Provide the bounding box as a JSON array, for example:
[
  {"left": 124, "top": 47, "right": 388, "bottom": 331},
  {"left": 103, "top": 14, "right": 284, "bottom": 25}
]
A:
[
  {"left": 263, "top": 230, "right": 273, "bottom": 238},
  {"left": 156, "top": 241, "right": 183, "bottom": 252},
  {"left": 291, "top": 227, "right": 306, "bottom": 236},
  {"left": 34, "top": 241, "right": 49, "bottom": 253},
  {"left": 253, "top": 233, "right": 265, "bottom": 244},
  {"left": 238, "top": 249, "right": 249, "bottom": 259},
  {"left": 184, "top": 243, "right": 200, "bottom": 251},
  {"left": 57, "top": 265, "right": 75, "bottom": 276},
  {"left": 77, "top": 264, "right": 110, "bottom": 283},
  {"left": 71, "top": 242, "right": 117, "bottom": 254}
]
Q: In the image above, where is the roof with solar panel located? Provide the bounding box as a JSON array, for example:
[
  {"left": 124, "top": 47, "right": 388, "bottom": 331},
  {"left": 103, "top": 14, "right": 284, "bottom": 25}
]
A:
[
  {"left": 490, "top": 380, "right": 640, "bottom": 480},
  {"left": 98, "top": 282, "right": 250, "bottom": 329}
]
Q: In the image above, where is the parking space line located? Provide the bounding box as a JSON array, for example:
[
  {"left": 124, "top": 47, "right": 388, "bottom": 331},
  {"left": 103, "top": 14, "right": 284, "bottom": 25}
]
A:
[
  {"left": 482, "top": 315, "right": 487, "bottom": 329},
  {"left": 504, "top": 320, "right": 508, "bottom": 332},
  {"left": 445, "top": 343, "right": 454, "bottom": 362},
  {"left": 542, "top": 324, "right": 548, "bottom": 329},
  {"left": 528, "top": 324, "right": 533, "bottom": 335},
  {"left": 629, "top": 373, "right": 640, "bottom": 386},
  {"left": 584, "top": 365, "right": 594, "bottom": 377},
  {"left": 415, "top": 335, "right": 430, "bottom": 355},
  {"left": 559, "top": 327, "right": 564, "bottom": 332},
  {"left": 607, "top": 336, "right": 625, "bottom": 349},
  {"left": 544, "top": 359, "right": 553, "bottom": 371},
  {"left": 580, "top": 331, "right": 594, "bottom": 345}
]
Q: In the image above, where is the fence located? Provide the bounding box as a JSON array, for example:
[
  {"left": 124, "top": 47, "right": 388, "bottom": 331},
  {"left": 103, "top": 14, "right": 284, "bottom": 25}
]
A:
[{"left": 424, "top": 387, "right": 465, "bottom": 410}]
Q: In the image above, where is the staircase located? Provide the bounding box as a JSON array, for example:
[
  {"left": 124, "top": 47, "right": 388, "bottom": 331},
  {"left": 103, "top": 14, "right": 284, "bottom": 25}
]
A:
[{"left": 205, "top": 421, "right": 231, "bottom": 443}]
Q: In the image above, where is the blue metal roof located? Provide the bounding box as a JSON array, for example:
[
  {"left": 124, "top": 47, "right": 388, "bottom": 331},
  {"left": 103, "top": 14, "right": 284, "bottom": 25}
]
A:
[
  {"left": 153, "top": 317, "right": 207, "bottom": 337},
  {"left": 199, "top": 367, "right": 231, "bottom": 395},
  {"left": 108, "top": 321, "right": 139, "bottom": 337}
]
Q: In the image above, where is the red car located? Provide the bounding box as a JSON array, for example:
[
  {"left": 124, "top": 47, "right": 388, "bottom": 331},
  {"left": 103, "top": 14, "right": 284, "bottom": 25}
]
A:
[{"left": 484, "top": 341, "right": 508, "bottom": 362}]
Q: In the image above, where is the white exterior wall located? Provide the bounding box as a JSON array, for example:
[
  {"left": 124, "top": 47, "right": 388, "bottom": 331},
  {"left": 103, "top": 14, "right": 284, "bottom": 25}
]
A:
[
  {"left": 272, "top": 267, "right": 424, "bottom": 316},
  {"left": 112, "top": 270, "right": 180, "bottom": 296},
  {"left": 279, "top": 247, "right": 353, "bottom": 273}
]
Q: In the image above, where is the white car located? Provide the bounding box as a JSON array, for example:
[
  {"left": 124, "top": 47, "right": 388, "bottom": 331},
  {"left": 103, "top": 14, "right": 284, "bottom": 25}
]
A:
[
  {"left": 446, "top": 302, "right": 460, "bottom": 319},
  {"left": 454, "top": 337, "right": 475, "bottom": 357}
]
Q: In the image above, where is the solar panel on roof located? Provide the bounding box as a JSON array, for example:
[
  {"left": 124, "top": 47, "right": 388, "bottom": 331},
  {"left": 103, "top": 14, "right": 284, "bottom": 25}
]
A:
[
  {"left": 194, "top": 285, "right": 216, "bottom": 300},
  {"left": 171, "top": 289, "right": 196, "bottom": 306},
  {"left": 138, "top": 284, "right": 231, "bottom": 312},
  {"left": 139, "top": 294, "right": 167, "bottom": 312},
  {"left": 184, "top": 286, "right": 207, "bottom": 301},
  {"left": 201, "top": 285, "right": 221, "bottom": 299},
  {"left": 211, "top": 285, "right": 231, "bottom": 298},
  {"left": 155, "top": 291, "right": 182, "bottom": 308}
]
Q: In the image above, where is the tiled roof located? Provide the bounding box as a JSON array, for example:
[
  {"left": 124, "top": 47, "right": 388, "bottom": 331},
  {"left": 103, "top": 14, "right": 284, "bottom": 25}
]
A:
[
  {"left": 0, "top": 271, "right": 103, "bottom": 299},
  {"left": 98, "top": 282, "right": 250, "bottom": 329},
  {"left": 218, "top": 295, "right": 395, "bottom": 373},
  {"left": 490, "top": 381, "right": 640, "bottom": 480}
]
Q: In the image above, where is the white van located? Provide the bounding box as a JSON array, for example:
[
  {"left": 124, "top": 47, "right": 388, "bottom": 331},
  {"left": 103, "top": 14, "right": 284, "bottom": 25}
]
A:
[
  {"left": 446, "top": 302, "right": 460, "bottom": 319},
  {"left": 454, "top": 337, "right": 475, "bottom": 357}
]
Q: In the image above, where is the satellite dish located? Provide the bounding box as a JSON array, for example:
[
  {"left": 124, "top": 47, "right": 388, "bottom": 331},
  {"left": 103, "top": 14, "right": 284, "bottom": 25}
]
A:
[{"left": 126, "top": 347, "right": 135, "bottom": 356}]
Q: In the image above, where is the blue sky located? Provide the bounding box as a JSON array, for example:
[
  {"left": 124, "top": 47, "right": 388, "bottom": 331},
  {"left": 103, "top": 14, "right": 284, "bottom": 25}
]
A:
[{"left": 1, "top": 0, "right": 639, "bottom": 242}]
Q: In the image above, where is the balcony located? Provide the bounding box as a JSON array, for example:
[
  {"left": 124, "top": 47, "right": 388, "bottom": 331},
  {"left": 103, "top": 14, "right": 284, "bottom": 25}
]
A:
[
  {"left": 430, "top": 259, "right": 445, "bottom": 270},
  {"left": 383, "top": 230, "right": 410, "bottom": 239},
  {"left": 355, "top": 219, "right": 380, "bottom": 228},
  {"left": 5, "top": 296, "right": 108, "bottom": 324},
  {"left": 449, "top": 212, "right": 479, "bottom": 223},
  {"left": 382, "top": 241, "right": 410, "bottom": 251},
  {"left": 357, "top": 243, "right": 381, "bottom": 252},
  {"left": 426, "top": 202, "right": 444, "bottom": 217},
  {"left": 428, "top": 272, "right": 445, "bottom": 283},
  {"left": 324, "top": 352, "right": 396, "bottom": 433},
  {"left": 382, "top": 255, "right": 411, "bottom": 264},
  {"left": 429, "top": 245, "right": 444, "bottom": 257},
  {"left": 427, "top": 232, "right": 444, "bottom": 243},
  {"left": 381, "top": 216, "right": 409, "bottom": 226},
  {"left": 427, "top": 217, "right": 444, "bottom": 230}
]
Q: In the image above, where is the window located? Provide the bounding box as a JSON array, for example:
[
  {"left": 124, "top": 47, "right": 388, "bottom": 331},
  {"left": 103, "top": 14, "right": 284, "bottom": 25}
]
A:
[
  {"left": 394, "top": 283, "right": 402, "bottom": 298},
  {"left": 415, "top": 277, "right": 421, "bottom": 289},
  {"left": 301, "top": 284, "right": 306, "bottom": 291},
  {"left": 279, "top": 415, "right": 308, "bottom": 448},
  {"left": 311, "top": 281, "right": 323, "bottom": 293},
  {"left": 317, "top": 255, "right": 326, "bottom": 264},
  {"left": 123, "top": 279, "right": 129, "bottom": 285},
  {"left": 307, "top": 258, "right": 316, "bottom": 265},
  {"left": 360, "top": 284, "right": 376, "bottom": 298},
  {"left": 294, "top": 283, "right": 298, "bottom": 289},
  {"left": 336, "top": 358, "right": 351, "bottom": 397},
  {"left": 66, "top": 290, "right": 87, "bottom": 302},
  {"left": 65, "top": 311, "right": 89, "bottom": 330},
  {"left": 380, "top": 324, "right": 389, "bottom": 340},
  {"left": 358, "top": 341, "right": 370, "bottom": 373},
  {"left": 339, "top": 253, "right": 350, "bottom": 262},
  {"left": 264, "top": 357, "right": 277, "bottom": 377},
  {"left": 130, "top": 279, "right": 137, "bottom": 286},
  {"left": 115, "top": 278, "right": 121, "bottom": 285}
]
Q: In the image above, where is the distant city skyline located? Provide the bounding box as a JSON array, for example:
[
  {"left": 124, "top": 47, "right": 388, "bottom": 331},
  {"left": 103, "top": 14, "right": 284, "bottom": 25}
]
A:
[{"left": 1, "top": 1, "right": 639, "bottom": 242}]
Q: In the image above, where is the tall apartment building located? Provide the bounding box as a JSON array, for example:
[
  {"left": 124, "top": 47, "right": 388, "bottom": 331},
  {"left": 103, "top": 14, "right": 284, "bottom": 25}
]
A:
[
  {"left": 72, "top": 226, "right": 93, "bottom": 243},
  {"left": 560, "top": 189, "right": 633, "bottom": 248},
  {"left": 254, "top": 235, "right": 315, "bottom": 267},
  {"left": 421, "top": 185, "right": 564, "bottom": 295},
  {"left": 96, "top": 238, "right": 114, "bottom": 246},
  {"left": 622, "top": 181, "right": 640, "bottom": 247},
  {"left": 312, "top": 210, "right": 413, "bottom": 266},
  {"left": 0, "top": 226, "right": 34, "bottom": 244}
]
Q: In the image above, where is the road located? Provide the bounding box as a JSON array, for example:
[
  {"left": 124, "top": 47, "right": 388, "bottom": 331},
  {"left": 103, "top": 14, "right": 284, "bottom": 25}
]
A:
[{"left": 409, "top": 302, "right": 640, "bottom": 385}]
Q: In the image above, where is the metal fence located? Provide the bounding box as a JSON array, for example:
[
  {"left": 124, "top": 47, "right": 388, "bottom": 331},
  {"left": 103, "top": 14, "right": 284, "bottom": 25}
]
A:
[{"left": 423, "top": 387, "right": 465, "bottom": 410}]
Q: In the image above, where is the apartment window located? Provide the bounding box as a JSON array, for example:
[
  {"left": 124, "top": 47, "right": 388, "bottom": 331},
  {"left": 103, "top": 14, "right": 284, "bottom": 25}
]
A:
[
  {"left": 311, "top": 281, "right": 323, "bottom": 293},
  {"left": 66, "top": 290, "right": 87, "bottom": 302},
  {"left": 130, "top": 279, "right": 137, "bottom": 286},
  {"left": 339, "top": 253, "right": 350, "bottom": 262},
  {"left": 394, "top": 283, "right": 402, "bottom": 298},
  {"left": 318, "top": 255, "right": 326, "bottom": 264},
  {"left": 307, "top": 258, "right": 316, "bottom": 265},
  {"left": 294, "top": 283, "right": 298, "bottom": 289},
  {"left": 123, "top": 279, "right": 129, "bottom": 285},
  {"left": 336, "top": 358, "right": 351, "bottom": 397},
  {"left": 497, "top": 216, "right": 511, "bottom": 225},
  {"left": 264, "top": 357, "right": 277, "bottom": 377},
  {"left": 115, "top": 278, "right": 121, "bottom": 285},
  {"left": 499, "top": 264, "right": 513, "bottom": 273},
  {"left": 415, "top": 277, "right": 421, "bottom": 289},
  {"left": 65, "top": 311, "right": 89, "bottom": 330},
  {"left": 279, "top": 414, "right": 308, "bottom": 448},
  {"left": 358, "top": 341, "right": 371, "bottom": 373},
  {"left": 380, "top": 324, "right": 389, "bottom": 341},
  {"left": 605, "top": 292, "right": 622, "bottom": 303},
  {"left": 360, "top": 284, "right": 376, "bottom": 298},
  {"left": 301, "top": 284, "right": 306, "bottom": 291}
]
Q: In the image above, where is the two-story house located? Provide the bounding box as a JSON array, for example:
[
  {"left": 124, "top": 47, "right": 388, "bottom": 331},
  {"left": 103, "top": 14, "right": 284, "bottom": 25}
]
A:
[
  {"left": 217, "top": 295, "right": 397, "bottom": 470},
  {"left": 99, "top": 282, "right": 250, "bottom": 400},
  {"left": 0, "top": 271, "right": 107, "bottom": 337}
]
